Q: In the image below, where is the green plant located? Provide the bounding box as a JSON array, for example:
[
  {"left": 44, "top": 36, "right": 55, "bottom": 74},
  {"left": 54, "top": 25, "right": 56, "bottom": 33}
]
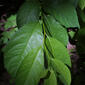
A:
[
  {"left": 2, "top": 0, "right": 85, "bottom": 85},
  {"left": 1, "top": 15, "right": 18, "bottom": 43}
]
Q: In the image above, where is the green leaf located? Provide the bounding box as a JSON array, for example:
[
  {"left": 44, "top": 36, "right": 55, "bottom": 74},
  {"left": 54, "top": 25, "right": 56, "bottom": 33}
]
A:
[
  {"left": 43, "top": 2, "right": 80, "bottom": 28},
  {"left": 2, "top": 29, "right": 18, "bottom": 43},
  {"left": 44, "top": 70, "right": 57, "bottom": 85},
  {"left": 17, "top": 1, "right": 40, "bottom": 28},
  {"left": 2, "top": 15, "right": 18, "bottom": 44},
  {"left": 44, "top": 15, "right": 68, "bottom": 46},
  {"left": 79, "top": 0, "right": 85, "bottom": 10},
  {"left": 78, "top": 9, "right": 85, "bottom": 22},
  {"left": 40, "top": 69, "right": 49, "bottom": 79},
  {"left": 5, "top": 15, "right": 17, "bottom": 29},
  {"left": 44, "top": 45, "right": 51, "bottom": 67},
  {"left": 69, "top": 31, "right": 75, "bottom": 39},
  {"left": 3, "top": 23, "right": 44, "bottom": 85},
  {"left": 70, "top": 0, "right": 79, "bottom": 7},
  {"left": 46, "top": 36, "right": 71, "bottom": 67},
  {"left": 51, "top": 59, "right": 71, "bottom": 85},
  {"left": 76, "top": 27, "right": 85, "bottom": 54}
]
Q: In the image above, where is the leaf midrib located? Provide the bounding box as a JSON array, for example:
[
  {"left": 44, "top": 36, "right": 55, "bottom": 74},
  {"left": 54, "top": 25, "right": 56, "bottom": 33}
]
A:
[{"left": 15, "top": 27, "right": 39, "bottom": 77}]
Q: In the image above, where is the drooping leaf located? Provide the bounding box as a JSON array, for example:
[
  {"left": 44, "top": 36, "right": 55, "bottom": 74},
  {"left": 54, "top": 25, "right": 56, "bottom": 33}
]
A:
[
  {"left": 44, "top": 15, "right": 68, "bottom": 46},
  {"left": 44, "top": 70, "right": 57, "bottom": 85},
  {"left": 17, "top": 1, "right": 40, "bottom": 28},
  {"left": 3, "top": 23, "right": 44, "bottom": 85},
  {"left": 79, "top": 0, "right": 85, "bottom": 10},
  {"left": 43, "top": 1, "right": 80, "bottom": 28},
  {"left": 46, "top": 36, "right": 71, "bottom": 67},
  {"left": 51, "top": 58, "right": 71, "bottom": 85}
]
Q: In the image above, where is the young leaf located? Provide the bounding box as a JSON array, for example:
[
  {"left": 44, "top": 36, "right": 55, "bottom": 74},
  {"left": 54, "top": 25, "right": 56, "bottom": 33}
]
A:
[
  {"left": 1, "top": 15, "right": 18, "bottom": 43},
  {"left": 46, "top": 36, "right": 71, "bottom": 67},
  {"left": 17, "top": 1, "right": 40, "bottom": 28},
  {"left": 2, "top": 29, "right": 18, "bottom": 44},
  {"left": 43, "top": 1, "right": 80, "bottom": 28},
  {"left": 44, "top": 15, "right": 68, "bottom": 46},
  {"left": 44, "top": 70, "right": 57, "bottom": 85},
  {"left": 51, "top": 58, "right": 71, "bottom": 85},
  {"left": 3, "top": 23, "right": 44, "bottom": 85},
  {"left": 68, "top": 31, "right": 75, "bottom": 39},
  {"left": 5, "top": 15, "right": 17, "bottom": 29}
]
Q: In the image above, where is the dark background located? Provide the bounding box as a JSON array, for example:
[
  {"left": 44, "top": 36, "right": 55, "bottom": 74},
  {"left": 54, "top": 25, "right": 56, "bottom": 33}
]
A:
[{"left": 0, "top": 0, "right": 25, "bottom": 17}]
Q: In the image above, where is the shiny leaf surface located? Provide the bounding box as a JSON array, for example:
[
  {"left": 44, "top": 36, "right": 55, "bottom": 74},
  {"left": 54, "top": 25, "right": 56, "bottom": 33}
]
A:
[{"left": 3, "top": 23, "right": 44, "bottom": 85}]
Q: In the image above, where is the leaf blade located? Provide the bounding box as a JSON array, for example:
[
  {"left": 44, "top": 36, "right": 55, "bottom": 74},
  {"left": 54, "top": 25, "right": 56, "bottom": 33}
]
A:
[
  {"left": 17, "top": 1, "right": 40, "bottom": 28},
  {"left": 51, "top": 59, "right": 71, "bottom": 85},
  {"left": 43, "top": 1, "right": 80, "bottom": 28},
  {"left": 44, "top": 70, "right": 57, "bottom": 85},
  {"left": 46, "top": 36, "right": 71, "bottom": 67},
  {"left": 44, "top": 15, "right": 68, "bottom": 46},
  {"left": 3, "top": 23, "right": 44, "bottom": 85}
]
